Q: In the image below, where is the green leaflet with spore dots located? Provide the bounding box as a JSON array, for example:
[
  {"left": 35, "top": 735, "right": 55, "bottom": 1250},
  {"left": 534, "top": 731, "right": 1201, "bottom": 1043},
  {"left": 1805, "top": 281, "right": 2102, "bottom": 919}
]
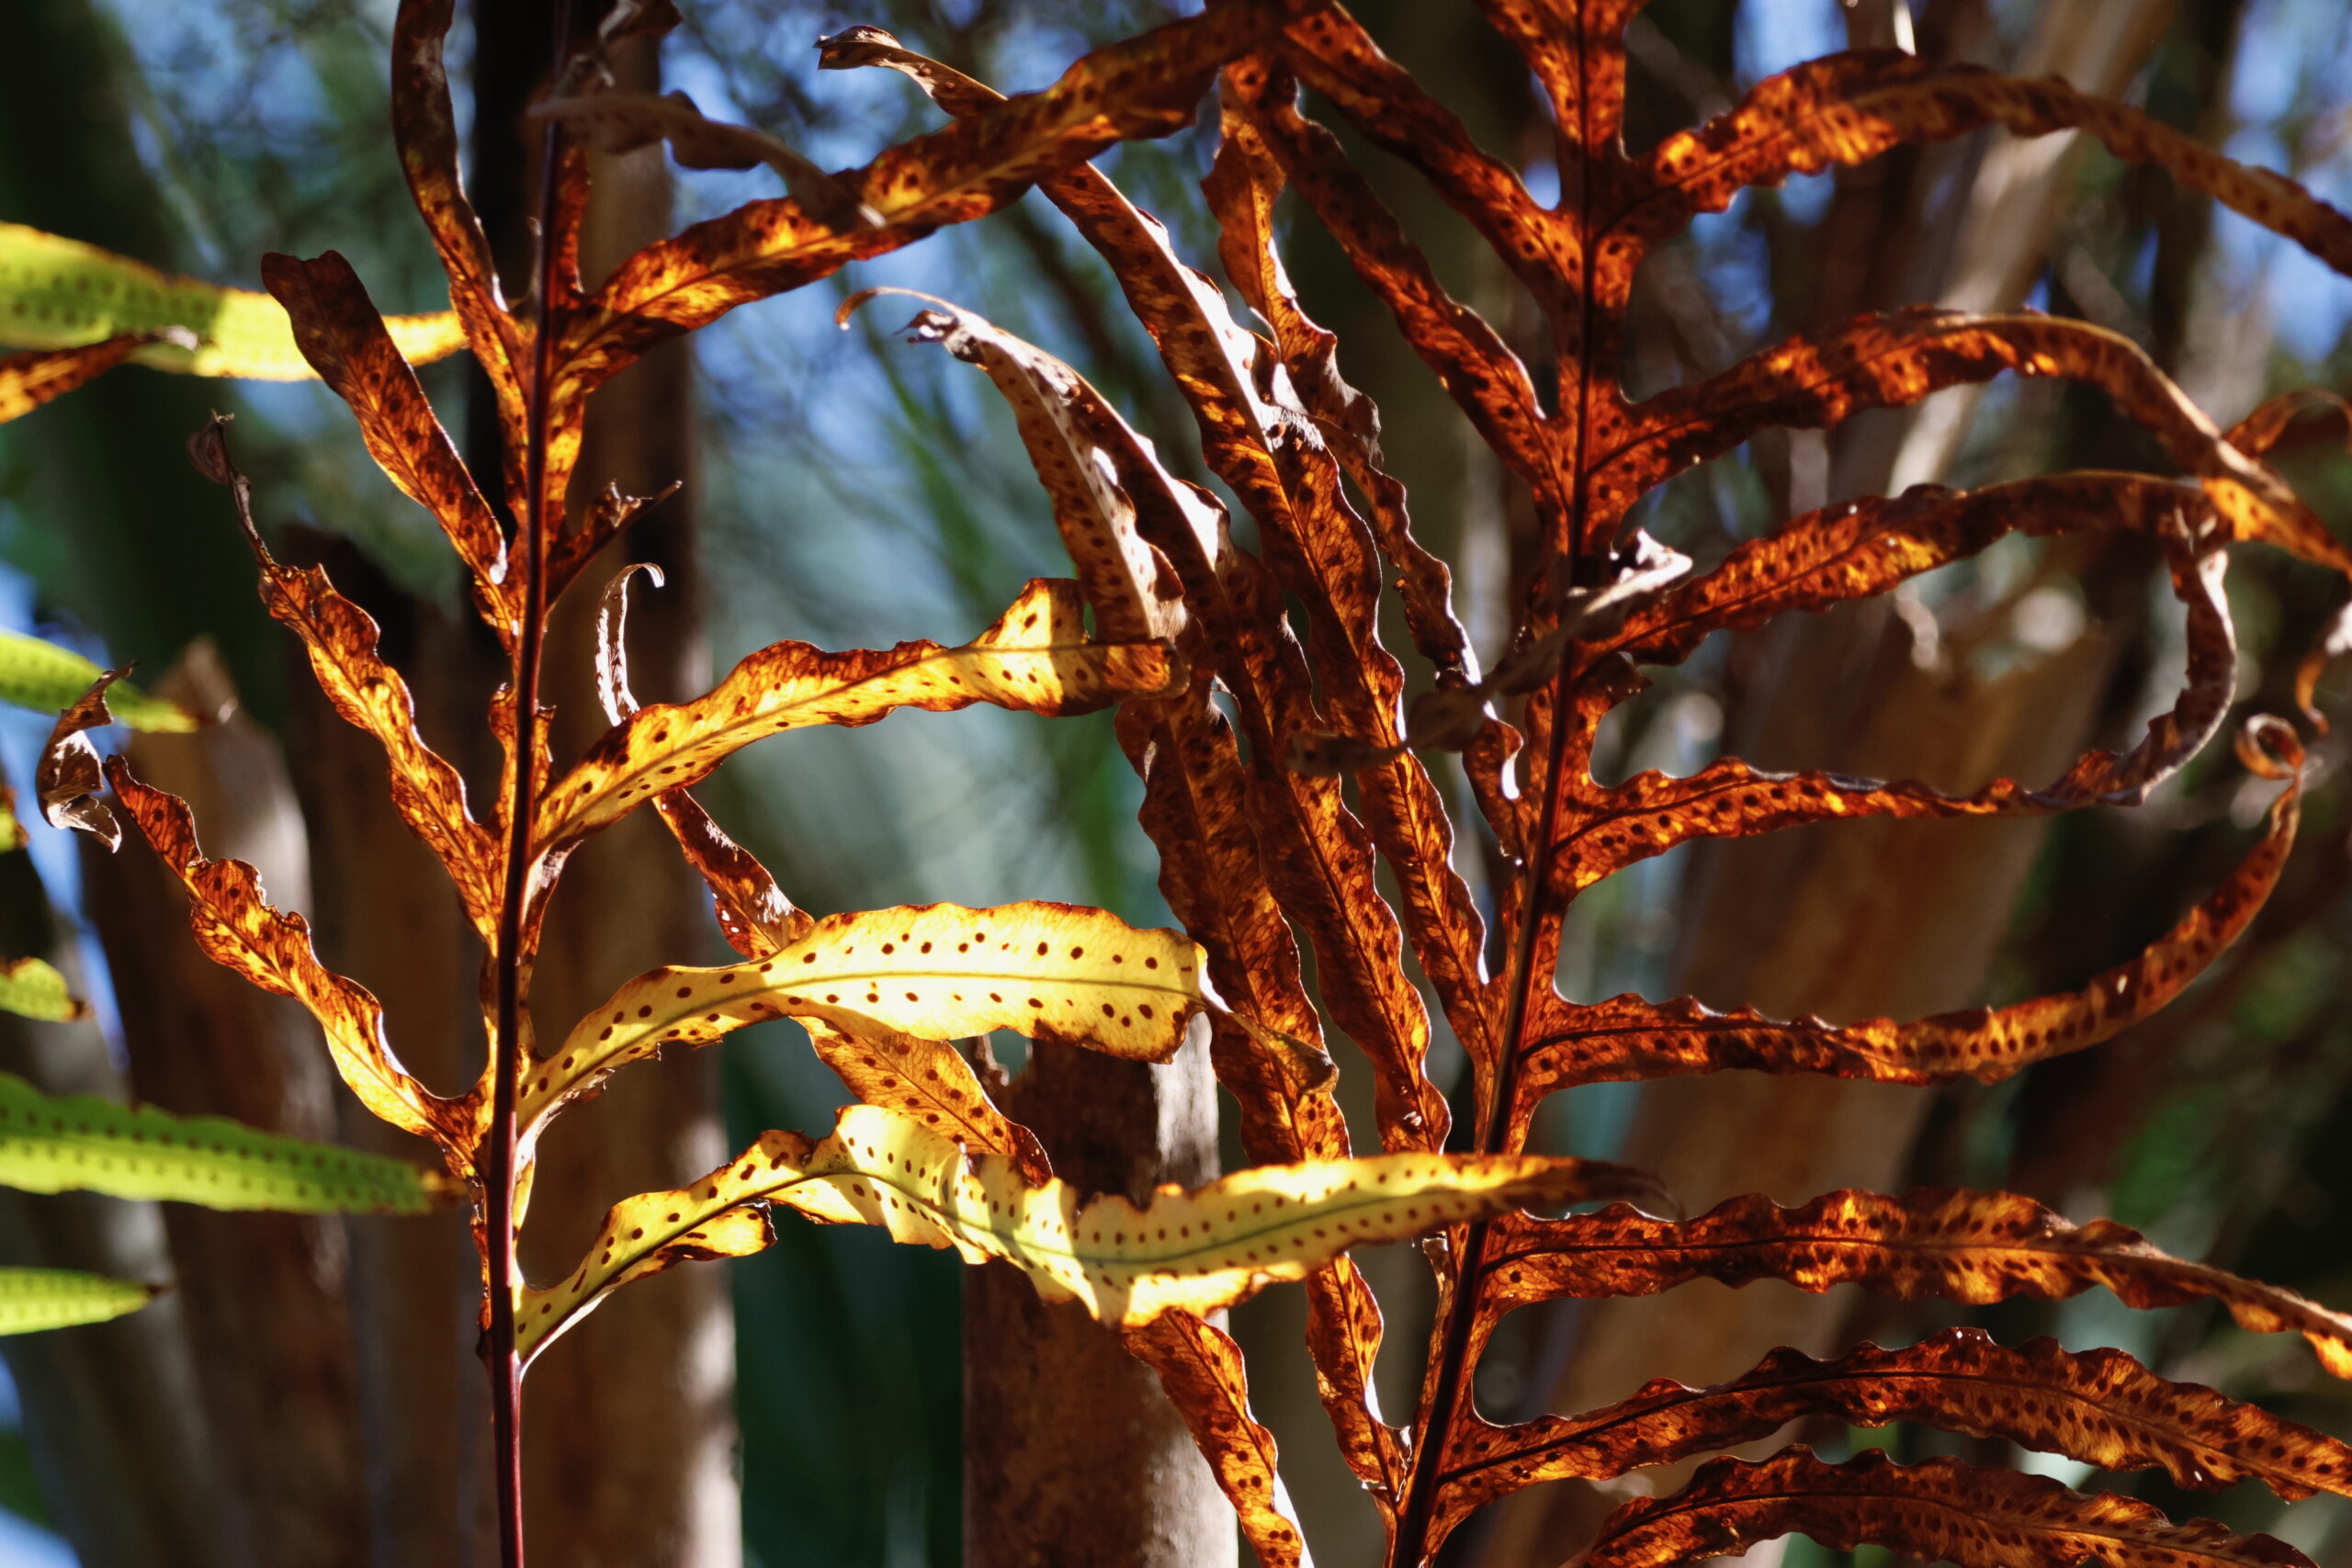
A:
[
  {"left": 0, "top": 1268, "right": 156, "bottom": 1335},
  {"left": 0, "top": 1071, "right": 447, "bottom": 1213},
  {"left": 0, "top": 222, "right": 464, "bottom": 379},
  {"left": 0, "top": 632, "right": 198, "bottom": 733}
]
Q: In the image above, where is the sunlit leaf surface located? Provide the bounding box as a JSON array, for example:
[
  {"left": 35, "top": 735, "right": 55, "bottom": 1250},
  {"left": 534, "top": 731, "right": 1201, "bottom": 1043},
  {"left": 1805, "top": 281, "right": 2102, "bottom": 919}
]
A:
[
  {"left": 523, "top": 900, "right": 1213, "bottom": 1135},
  {"left": 518, "top": 1103, "right": 1663, "bottom": 1361}
]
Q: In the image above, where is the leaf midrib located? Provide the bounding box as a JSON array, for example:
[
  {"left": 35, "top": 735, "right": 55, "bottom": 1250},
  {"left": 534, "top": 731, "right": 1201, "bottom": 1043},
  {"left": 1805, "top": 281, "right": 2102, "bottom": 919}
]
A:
[{"left": 559, "top": 1155, "right": 1527, "bottom": 1331}]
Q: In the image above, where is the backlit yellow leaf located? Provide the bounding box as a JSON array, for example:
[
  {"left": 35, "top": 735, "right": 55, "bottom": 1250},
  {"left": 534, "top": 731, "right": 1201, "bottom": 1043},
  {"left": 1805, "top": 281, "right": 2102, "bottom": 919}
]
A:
[
  {"left": 536, "top": 577, "right": 1177, "bottom": 855},
  {"left": 521, "top": 900, "right": 1210, "bottom": 1138},
  {"left": 516, "top": 1103, "right": 1662, "bottom": 1362}
]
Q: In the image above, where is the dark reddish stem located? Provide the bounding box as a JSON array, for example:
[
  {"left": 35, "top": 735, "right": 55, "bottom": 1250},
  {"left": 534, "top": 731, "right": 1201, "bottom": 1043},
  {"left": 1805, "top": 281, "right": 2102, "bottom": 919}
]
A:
[
  {"left": 1386, "top": 631, "right": 1589, "bottom": 1566},
  {"left": 1389, "top": 175, "right": 1603, "bottom": 1568},
  {"left": 485, "top": 7, "right": 574, "bottom": 1566}
]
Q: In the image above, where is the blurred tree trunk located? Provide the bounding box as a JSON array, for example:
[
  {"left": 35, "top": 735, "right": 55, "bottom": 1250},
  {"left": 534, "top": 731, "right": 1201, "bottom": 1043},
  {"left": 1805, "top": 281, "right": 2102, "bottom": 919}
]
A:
[
  {"left": 1984, "top": 0, "right": 2258, "bottom": 1212},
  {"left": 1470, "top": 5, "right": 2182, "bottom": 1563},
  {"left": 965, "top": 1040, "right": 1234, "bottom": 1568},
  {"left": 84, "top": 649, "right": 375, "bottom": 1567},
  {"left": 468, "top": 7, "right": 739, "bottom": 1563},
  {"left": 0, "top": 852, "right": 233, "bottom": 1568},
  {"left": 281, "top": 531, "right": 503, "bottom": 1567}
]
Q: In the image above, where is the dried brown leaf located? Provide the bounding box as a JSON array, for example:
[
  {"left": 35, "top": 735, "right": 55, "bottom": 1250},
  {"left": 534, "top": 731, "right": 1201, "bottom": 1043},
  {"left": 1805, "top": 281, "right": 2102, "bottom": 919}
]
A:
[
  {"left": 1626, "top": 51, "right": 2352, "bottom": 276},
  {"left": 1278, "top": 11, "right": 1573, "bottom": 321},
  {"left": 559, "top": 4, "right": 1291, "bottom": 401},
  {"left": 1604, "top": 313, "right": 2315, "bottom": 551},
  {"left": 805, "top": 1021, "right": 1048, "bottom": 1187},
  {"left": 0, "top": 333, "right": 187, "bottom": 423},
  {"left": 390, "top": 0, "right": 528, "bottom": 492},
  {"left": 1124, "top": 1311, "right": 1311, "bottom": 1568},
  {"left": 530, "top": 89, "right": 878, "bottom": 231},
  {"left": 1515, "top": 720, "right": 2300, "bottom": 1119},
  {"left": 261, "top": 565, "right": 503, "bottom": 941},
  {"left": 815, "top": 27, "right": 1000, "bottom": 117},
  {"left": 1604, "top": 473, "right": 2191, "bottom": 670},
  {"left": 1119, "top": 685, "right": 1346, "bottom": 1166},
  {"left": 1305, "top": 1256, "right": 1408, "bottom": 1505},
  {"left": 847, "top": 289, "right": 1192, "bottom": 645},
  {"left": 1463, "top": 0, "right": 1642, "bottom": 156},
  {"left": 104, "top": 759, "right": 461, "bottom": 1150},
  {"left": 1482, "top": 1189, "right": 2352, "bottom": 1379},
  {"left": 1549, "top": 513, "right": 2235, "bottom": 895},
  {"left": 878, "top": 286, "right": 1446, "bottom": 1150},
  {"left": 1430, "top": 1327, "right": 2352, "bottom": 1546},
  {"left": 1574, "top": 1447, "right": 2310, "bottom": 1568},
  {"left": 549, "top": 479, "right": 678, "bottom": 598},
  {"left": 36, "top": 671, "right": 124, "bottom": 851},
  {"left": 1226, "top": 56, "right": 1558, "bottom": 519},
  {"left": 188, "top": 411, "right": 502, "bottom": 939},
  {"left": 259, "top": 251, "right": 516, "bottom": 644}
]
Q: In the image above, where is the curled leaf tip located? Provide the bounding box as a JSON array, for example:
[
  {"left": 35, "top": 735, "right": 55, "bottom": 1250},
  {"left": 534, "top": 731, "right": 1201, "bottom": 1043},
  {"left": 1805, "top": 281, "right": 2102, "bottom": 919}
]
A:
[
  {"left": 2293, "top": 599, "right": 2352, "bottom": 732},
  {"left": 835, "top": 283, "right": 952, "bottom": 331},
  {"left": 2235, "top": 714, "right": 2305, "bottom": 780},
  {"left": 184, "top": 411, "right": 237, "bottom": 485},
  {"left": 36, "top": 670, "right": 127, "bottom": 851},
  {"left": 594, "top": 560, "right": 669, "bottom": 724},
  {"left": 184, "top": 412, "right": 266, "bottom": 555}
]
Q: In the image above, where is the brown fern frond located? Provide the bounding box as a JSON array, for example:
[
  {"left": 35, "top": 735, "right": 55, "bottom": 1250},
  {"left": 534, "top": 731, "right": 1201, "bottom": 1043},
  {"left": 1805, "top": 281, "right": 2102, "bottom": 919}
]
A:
[
  {"left": 1429, "top": 1327, "right": 2352, "bottom": 1543},
  {"left": 1571, "top": 1448, "right": 2311, "bottom": 1568}
]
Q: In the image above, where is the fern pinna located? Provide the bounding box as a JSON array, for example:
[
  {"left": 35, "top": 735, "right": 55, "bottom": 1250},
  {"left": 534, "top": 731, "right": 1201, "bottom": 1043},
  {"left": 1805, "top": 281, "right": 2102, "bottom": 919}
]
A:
[
  {"left": 11, "top": 2, "right": 2351, "bottom": 1566},
  {"left": 820, "top": 7, "right": 2352, "bottom": 1567}
]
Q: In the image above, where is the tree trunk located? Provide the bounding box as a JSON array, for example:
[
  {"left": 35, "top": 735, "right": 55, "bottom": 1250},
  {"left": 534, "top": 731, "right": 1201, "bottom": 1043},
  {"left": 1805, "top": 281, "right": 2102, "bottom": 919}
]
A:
[
  {"left": 964, "top": 1038, "right": 1236, "bottom": 1568},
  {"left": 0, "top": 858, "right": 233, "bottom": 1568},
  {"left": 279, "top": 531, "right": 503, "bottom": 1568},
  {"left": 84, "top": 646, "right": 374, "bottom": 1567}
]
